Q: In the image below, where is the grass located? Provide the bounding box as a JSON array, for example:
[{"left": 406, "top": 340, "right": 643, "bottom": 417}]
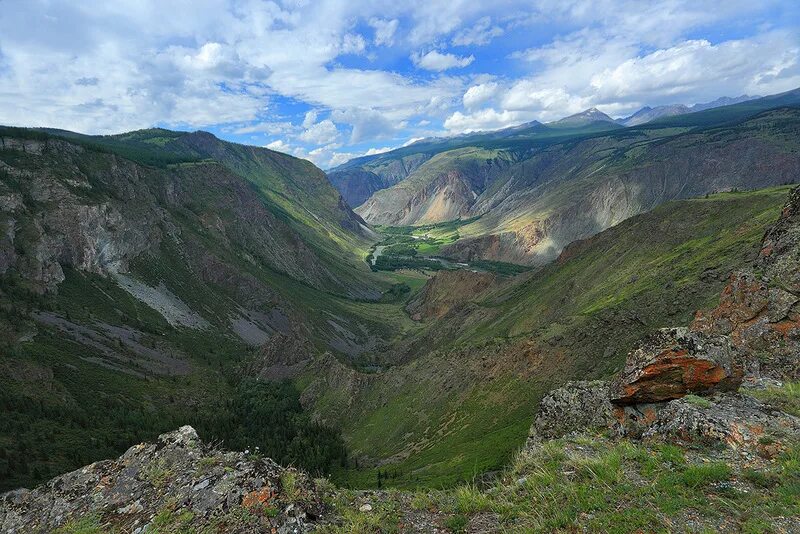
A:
[
  {"left": 397, "top": 437, "right": 799, "bottom": 533},
  {"left": 331, "top": 187, "right": 793, "bottom": 490},
  {"left": 53, "top": 515, "right": 111, "bottom": 534},
  {"left": 749, "top": 381, "right": 800, "bottom": 417},
  {"left": 143, "top": 458, "right": 174, "bottom": 489}
]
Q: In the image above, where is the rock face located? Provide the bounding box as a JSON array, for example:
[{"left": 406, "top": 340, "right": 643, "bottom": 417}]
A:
[
  {"left": 531, "top": 381, "right": 800, "bottom": 457},
  {"left": 0, "top": 426, "right": 327, "bottom": 534},
  {"left": 691, "top": 187, "right": 800, "bottom": 379},
  {"left": 608, "top": 328, "right": 743, "bottom": 405}
]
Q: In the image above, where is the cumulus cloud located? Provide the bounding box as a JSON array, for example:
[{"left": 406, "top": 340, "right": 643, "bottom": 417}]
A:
[
  {"left": 463, "top": 82, "right": 499, "bottom": 109},
  {"left": 591, "top": 35, "right": 800, "bottom": 101},
  {"left": 363, "top": 146, "right": 393, "bottom": 156},
  {"left": 332, "top": 107, "right": 405, "bottom": 143},
  {"left": 452, "top": 17, "right": 503, "bottom": 46},
  {"left": 0, "top": 0, "right": 797, "bottom": 169},
  {"left": 411, "top": 50, "right": 475, "bottom": 71},
  {"left": 444, "top": 108, "right": 538, "bottom": 133}
]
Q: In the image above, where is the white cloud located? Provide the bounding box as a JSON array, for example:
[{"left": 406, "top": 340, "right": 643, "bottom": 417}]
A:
[
  {"left": 463, "top": 82, "right": 499, "bottom": 109},
  {"left": 299, "top": 118, "right": 340, "bottom": 144},
  {"left": 591, "top": 34, "right": 800, "bottom": 101},
  {"left": 444, "top": 108, "right": 537, "bottom": 133},
  {"left": 411, "top": 50, "right": 475, "bottom": 71},
  {"left": 265, "top": 139, "right": 293, "bottom": 152},
  {"left": 403, "top": 136, "right": 426, "bottom": 146},
  {"left": 369, "top": 18, "right": 399, "bottom": 46},
  {"left": 332, "top": 107, "right": 406, "bottom": 143},
  {"left": 364, "top": 146, "right": 393, "bottom": 156},
  {"left": 452, "top": 17, "right": 503, "bottom": 46},
  {"left": 341, "top": 33, "right": 367, "bottom": 55}
]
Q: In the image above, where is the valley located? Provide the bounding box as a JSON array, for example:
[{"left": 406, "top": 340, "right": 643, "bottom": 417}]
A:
[{"left": 2, "top": 89, "right": 800, "bottom": 532}]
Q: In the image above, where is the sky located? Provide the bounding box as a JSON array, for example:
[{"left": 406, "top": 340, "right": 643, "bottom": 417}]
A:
[{"left": 0, "top": 1, "right": 798, "bottom": 169}]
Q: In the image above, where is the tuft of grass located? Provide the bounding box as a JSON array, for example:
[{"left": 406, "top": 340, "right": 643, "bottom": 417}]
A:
[
  {"left": 196, "top": 457, "right": 219, "bottom": 474},
  {"left": 749, "top": 381, "right": 800, "bottom": 417},
  {"left": 443, "top": 514, "right": 468, "bottom": 532},
  {"left": 683, "top": 394, "right": 713, "bottom": 408},
  {"left": 280, "top": 470, "right": 302, "bottom": 502},
  {"left": 143, "top": 458, "right": 173, "bottom": 489},
  {"left": 453, "top": 484, "right": 492, "bottom": 514},
  {"left": 680, "top": 462, "right": 731, "bottom": 488},
  {"left": 54, "top": 514, "right": 110, "bottom": 534}
]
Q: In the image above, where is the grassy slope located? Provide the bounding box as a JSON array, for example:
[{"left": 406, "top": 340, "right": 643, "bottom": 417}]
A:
[
  {"left": 328, "top": 186, "right": 793, "bottom": 489},
  {"left": 0, "top": 129, "right": 408, "bottom": 491}
]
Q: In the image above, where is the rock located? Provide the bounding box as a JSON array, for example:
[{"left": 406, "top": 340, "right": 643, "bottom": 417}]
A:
[
  {"left": 609, "top": 328, "right": 743, "bottom": 405},
  {"left": 758, "top": 185, "right": 800, "bottom": 293},
  {"left": 643, "top": 393, "right": 800, "bottom": 453},
  {"left": 692, "top": 271, "right": 800, "bottom": 380},
  {"left": 530, "top": 380, "right": 616, "bottom": 441},
  {"left": 0, "top": 426, "right": 327, "bottom": 533},
  {"left": 359, "top": 503, "right": 373, "bottom": 512},
  {"left": 689, "top": 188, "right": 800, "bottom": 380}
]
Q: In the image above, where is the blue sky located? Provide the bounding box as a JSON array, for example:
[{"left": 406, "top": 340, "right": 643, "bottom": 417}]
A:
[{"left": 0, "top": 1, "right": 798, "bottom": 169}]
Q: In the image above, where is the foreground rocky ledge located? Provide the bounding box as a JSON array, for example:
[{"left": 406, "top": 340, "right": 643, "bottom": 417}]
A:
[{"left": 0, "top": 426, "right": 326, "bottom": 533}]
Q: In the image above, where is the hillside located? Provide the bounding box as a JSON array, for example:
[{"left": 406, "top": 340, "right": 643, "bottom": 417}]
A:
[
  {"left": 0, "top": 127, "right": 419, "bottom": 491},
  {"left": 303, "top": 186, "right": 795, "bottom": 488},
  {"left": 331, "top": 89, "right": 800, "bottom": 266}
]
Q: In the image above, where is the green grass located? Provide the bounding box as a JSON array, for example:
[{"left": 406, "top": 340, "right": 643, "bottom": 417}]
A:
[
  {"left": 329, "top": 186, "right": 793, "bottom": 490},
  {"left": 53, "top": 514, "right": 108, "bottom": 534},
  {"left": 749, "top": 382, "right": 800, "bottom": 417},
  {"left": 400, "top": 437, "right": 798, "bottom": 533}
]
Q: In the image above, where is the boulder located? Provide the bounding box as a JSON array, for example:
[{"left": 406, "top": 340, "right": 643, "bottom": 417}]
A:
[
  {"left": 530, "top": 380, "right": 616, "bottom": 441},
  {"left": 609, "top": 328, "right": 743, "bottom": 405}
]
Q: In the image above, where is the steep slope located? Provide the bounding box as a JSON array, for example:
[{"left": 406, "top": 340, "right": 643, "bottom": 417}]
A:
[
  {"left": 305, "top": 186, "right": 794, "bottom": 488},
  {"left": 355, "top": 147, "right": 518, "bottom": 226},
  {"left": 445, "top": 106, "right": 800, "bottom": 265},
  {"left": 0, "top": 127, "right": 414, "bottom": 492},
  {"left": 330, "top": 90, "right": 797, "bottom": 238},
  {"left": 327, "top": 121, "right": 620, "bottom": 214}
]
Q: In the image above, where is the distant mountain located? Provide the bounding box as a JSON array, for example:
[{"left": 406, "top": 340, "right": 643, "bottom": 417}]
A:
[
  {"left": 619, "top": 104, "right": 691, "bottom": 126},
  {"left": 691, "top": 94, "right": 759, "bottom": 112},
  {"left": 619, "top": 95, "right": 760, "bottom": 127},
  {"left": 329, "top": 88, "right": 800, "bottom": 259},
  {"left": 551, "top": 107, "right": 618, "bottom": 127}
]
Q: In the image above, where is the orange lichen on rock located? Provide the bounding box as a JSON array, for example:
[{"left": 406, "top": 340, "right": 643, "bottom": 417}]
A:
[
  {"left": 609, "top": 328, "right": 742, "bottom": 405},
  {"left": 242, "top": 486, "right": 276, "bottom": 508}
]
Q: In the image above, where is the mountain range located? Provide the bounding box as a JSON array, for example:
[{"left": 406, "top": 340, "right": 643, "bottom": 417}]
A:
[
  {"left": 1, "top": 86, "right": 800, "bottom": 513},
  {"left": 329, "top": 90, "right": 797, "bottom": 267}
]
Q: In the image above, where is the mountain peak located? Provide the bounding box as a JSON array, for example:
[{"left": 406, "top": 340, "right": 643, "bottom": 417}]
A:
[{"left": 553, "top": 107, "right": 616, "bottom": 126}]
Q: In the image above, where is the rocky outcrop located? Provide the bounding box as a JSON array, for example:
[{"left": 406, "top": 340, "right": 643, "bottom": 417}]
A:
[
  {"left": 249, "top": 331, "right": 316, "bottom": 380},
  {"left": 643, "top": 393, "right": 800, "bottom": 456},
  {"left": 531, "top": 380, "right": 800, "bottom": 455},
  {"left": 608, "top": 328, "right": 743, "bottom": 405},
  {"left": 690, "top": 187, "right": 800, "bottom": 379},
  {"left": 0, "top": 426, "right": 327, "bottom": 533}
]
